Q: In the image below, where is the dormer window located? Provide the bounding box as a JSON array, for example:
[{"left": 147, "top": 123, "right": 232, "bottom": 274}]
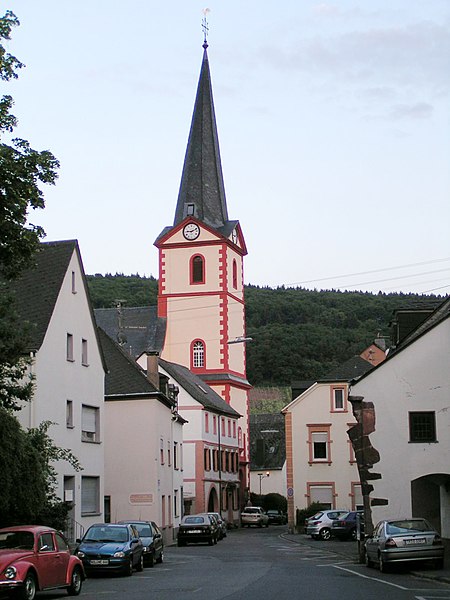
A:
[{"left": 187, "top": 203, "right": 195, "bottom": 216}]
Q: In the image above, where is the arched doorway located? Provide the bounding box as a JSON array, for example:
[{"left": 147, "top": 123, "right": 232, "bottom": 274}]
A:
[
  {"left": 411, "top": 473, "right": 450, "bottom": 537},
  {"left": 207, "top": 486, "right": 218, "bottom": 512}
]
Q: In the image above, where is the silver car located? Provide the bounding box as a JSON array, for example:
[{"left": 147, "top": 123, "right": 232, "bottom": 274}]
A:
[
  {"left": 241, "top": 507, "right": 269, "bottom": 528},
  {"left": 306, "top": 510, "right": 348, "bottom": 540},
  {"left": 365, "top": 518, "right": 445, "bottom": 572}
]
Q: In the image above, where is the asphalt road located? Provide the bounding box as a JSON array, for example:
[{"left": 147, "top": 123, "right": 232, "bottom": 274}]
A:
[{"left": 37, "top": 526, "right": 450, "bottom": 600}]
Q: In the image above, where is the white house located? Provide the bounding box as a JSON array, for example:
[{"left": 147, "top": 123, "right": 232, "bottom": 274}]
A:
[
  {"left": 11, "top": 240, "right": 106, "bottom": 539},
  {"left": 349, "top": 299, "right": 450, "bottom": 539},
  {"left": 282, "top": 356, "right": 374, "bottom": 533},
  {"left": 98, "top": 331, "right": 185, "bottom": 546},
  {"left": 158, "top": 358, "right": 242, "bottom": 527}
]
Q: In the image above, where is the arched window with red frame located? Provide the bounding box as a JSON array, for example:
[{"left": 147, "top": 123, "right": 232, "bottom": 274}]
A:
[
  {"left": 191, "top": 339, "right": 205, "bottom": 368},
  {"left": 232, "top": 259, "right": 238, "bottom": 289},
  {"left": 190, "top": 254, "right": 205, "bottom": 284}
]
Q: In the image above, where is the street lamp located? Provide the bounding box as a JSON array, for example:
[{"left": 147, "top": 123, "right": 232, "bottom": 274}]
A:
[{"left": 258, "top": 471, "right": 270, "bottom": 500}]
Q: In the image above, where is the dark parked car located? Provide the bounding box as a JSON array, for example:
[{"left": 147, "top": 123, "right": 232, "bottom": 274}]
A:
[
  {"left": 0, "top": 525, "right": 85, "bottom": 600},
  {"left": 177, "top": 514, "right": 218, "bottom": 546},
  {"left": 267, "top": 510, "right": 287, "bottom": 525},
  {"left": 207, "top": 513, "right": 227, "bottom": 539},
  {"left": 365, "top": 518, "right": 445, "bottom": 572},
  {"left": 76, "top": 523, "right": 144, "bottom": 576},
  {"left": 331, "top": 511, "right": 364, "bottom": 540},
  {"left": 118, "top": 520, "right": 164, "bottom": 567}
]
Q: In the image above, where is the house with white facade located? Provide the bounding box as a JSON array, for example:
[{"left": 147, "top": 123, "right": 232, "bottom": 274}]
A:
[
  {"left": 158, "top": 358, "right": 242, "bottom": 526},
  {"left": 98, "top": 330, "right": 184, "bottom": 545},
  {"left": 10, "top": 240, "right": 106, "bottom": 540},
  {"left": 282, "top": 356, "right": 374, "bottom": 533},
  {"left": 349, "top": 298, "right": 450, "bottom": 540}
]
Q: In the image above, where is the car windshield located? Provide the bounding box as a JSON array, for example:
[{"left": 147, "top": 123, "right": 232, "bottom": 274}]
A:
[
  {"left": 338, "top": 512, "right": 351, "bottom": 520},
  {"left": 0, "top": 531, "right": 34, "bottom": 550},
  {"left": 84, "top": 526, "right": 129, "bottom": 543},
  {"left": 386, "top": 520, "right": 431, "bottom": 535},
  {"left": 310, "top": 512, "right": 323, "bottom": 519},
  {"left": 184, "top": 517, "right": 205, "bottom": 524},
  {"left": 244, "top": 508, "right": 260, "bottom": 514},
  {"left": 133, "top": 524, "right": 152, "bottom": 537}
]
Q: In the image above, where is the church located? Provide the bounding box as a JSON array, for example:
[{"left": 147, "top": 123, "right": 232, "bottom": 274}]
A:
[{"left": 96, "top": 37, "right": 251, "bottom": 523}]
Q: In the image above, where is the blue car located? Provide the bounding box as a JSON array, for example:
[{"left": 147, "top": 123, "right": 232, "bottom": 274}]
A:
[{"left": 76, "top": 523, "right": 144, "bottom": 576}]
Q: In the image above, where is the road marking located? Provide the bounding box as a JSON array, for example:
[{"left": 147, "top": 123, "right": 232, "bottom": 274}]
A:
[{"left": 333, "top": 565, "right": 409, "bottom": 590}]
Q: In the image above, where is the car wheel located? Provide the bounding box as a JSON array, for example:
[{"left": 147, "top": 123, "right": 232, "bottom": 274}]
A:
[
  {"left": 123, "top": 557, "right": 133, "bottom": 576},
  {"left": 350, "top": 528, "right": 357, "bottom": 541},
  {"left": 365, "top": 551, "right": 374, "bottom": 568},
  {"left": 208, "top": 536, "right": 214, "bottom": 546},
  {"left": 319, "top": 528, "right": 331, "bottom": 541},
  {"left": 379, "top": 555, "right": 389, "bottom": 573},
  {"left": 67, "top": 566, "right": 83, "bottom": 596},
  {"left": 136, "top": 554, "right": 144, "bottom": 572},
  {"left": 18, "top": 573, "right": 36, "bottom": 600},
  {"left": 156, "top": 550, "right": 164, "bottom": 564}
]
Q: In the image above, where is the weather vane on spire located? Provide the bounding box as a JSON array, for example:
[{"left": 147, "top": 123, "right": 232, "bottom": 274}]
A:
[{"left": 202, "top": 8, "right": 210, "bottom": 48}]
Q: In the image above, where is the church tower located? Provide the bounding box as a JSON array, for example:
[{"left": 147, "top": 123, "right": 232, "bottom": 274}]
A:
[{"left": 154, "top": 40, "right": 250, "bottom": 505}]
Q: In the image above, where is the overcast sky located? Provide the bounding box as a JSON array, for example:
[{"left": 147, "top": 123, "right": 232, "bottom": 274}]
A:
[{"left": 5, "top": 0, "right": 450, "bottom": 294}]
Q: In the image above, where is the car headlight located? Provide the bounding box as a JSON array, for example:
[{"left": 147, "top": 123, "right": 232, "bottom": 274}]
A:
[
  {"left": 4, "top": 566, "right": 17, "bottom": 580},
  {"left": 77, "top": 551, "right": 85, "bottom": 558},
  {"left": 113, "top": 551, "right": 125, "bottom": 558}
]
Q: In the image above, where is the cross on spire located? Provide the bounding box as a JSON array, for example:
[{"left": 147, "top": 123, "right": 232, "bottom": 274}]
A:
[{"left": 202, "top": 8, "right": 210, "bottom": 48}]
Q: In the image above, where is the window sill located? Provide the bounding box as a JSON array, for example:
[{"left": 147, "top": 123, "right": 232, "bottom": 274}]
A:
[
  {"left": 408, "top": 440, "right": 438, "bottom": 444},
  {"left": 81, "top": 438, "right": 101, "bottom": 444}
]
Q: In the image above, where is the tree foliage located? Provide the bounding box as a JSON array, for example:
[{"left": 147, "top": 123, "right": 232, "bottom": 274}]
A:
[{"left": 86, "top": 274, "right": 444, "bottom": 386}]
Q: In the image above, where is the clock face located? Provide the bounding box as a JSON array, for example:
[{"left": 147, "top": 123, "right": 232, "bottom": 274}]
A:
[{"left": 183, "top": 223, "right": 200, "bottom": 240}]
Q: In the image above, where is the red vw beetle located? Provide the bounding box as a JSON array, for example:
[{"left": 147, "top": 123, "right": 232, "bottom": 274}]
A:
[{"left": 0, "top": 525, "right": 85, "bottom": 600}]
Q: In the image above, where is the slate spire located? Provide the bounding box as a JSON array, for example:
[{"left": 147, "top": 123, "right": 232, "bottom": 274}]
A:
[{"left": 173, "top": 44, "right": 229, "bottom": 230}]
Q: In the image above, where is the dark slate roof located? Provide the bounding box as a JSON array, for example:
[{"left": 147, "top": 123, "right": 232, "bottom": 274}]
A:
[
  {"left": 290, "top": 381, "right": 315, "bottom": 400},
  {"left": 8, "top": 240, "right": 77, "bottom": 350},
  {"left": 321, "top": 355, "right": 374, "bottom": 382},
  {"left": 249, "top": 413, "right": 285, "bottom": 470},
  {"left": 159, "top": 358, "right": 240, "bottom": 418},
  {"left": 94, "top": 306, "right": 166, "bottom": 358},
  {"left": 172, "top": 46, "right": 229, "bottom": 231},
  {"left": 98, "top": 328, "right": 173, "bottom": 410}
]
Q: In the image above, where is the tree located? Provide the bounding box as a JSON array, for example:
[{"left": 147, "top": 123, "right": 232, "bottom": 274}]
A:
[
  {"left": 0, "top": 10, "right": 59, "bottom": 279},
  {"left": 0, "top": 10, "right": 59, "bottom": 409}
]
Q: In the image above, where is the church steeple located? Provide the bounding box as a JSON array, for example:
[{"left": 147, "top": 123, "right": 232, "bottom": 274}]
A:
[{"left": 173, "top": 44, "right": 229, "bottom": 230}]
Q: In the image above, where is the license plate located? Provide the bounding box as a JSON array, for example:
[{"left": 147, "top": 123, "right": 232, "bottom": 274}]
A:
[
  {"left": 187, "top": 529, "right": 202, "bottom": 533},
  {"left": 405, "top": 538, "right": 426, "bottom": 545},
  {"left": 90, "top": 559, "right": 109, "bottom": 565}
]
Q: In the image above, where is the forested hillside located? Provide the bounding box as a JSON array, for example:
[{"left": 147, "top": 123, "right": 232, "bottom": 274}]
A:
[{"left": 87, "top": 274, "right": 444, "bottom": 386}]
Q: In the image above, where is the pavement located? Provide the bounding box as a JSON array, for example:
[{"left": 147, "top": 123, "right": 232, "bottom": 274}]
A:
[{"left": 280, "top": 532, "right": 450, "bottom": 585}]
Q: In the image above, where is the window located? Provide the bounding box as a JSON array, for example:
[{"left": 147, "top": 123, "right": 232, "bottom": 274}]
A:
[
  {"left": 81, "top": 476, "right": 100, "bottom": 515},
  {"left": 66, "top": 400, "right": 74, "bottom": 428},
  {"left": 228, "top": 419, "right": 231, "bottom": 437},
  {"left": 221, "top": 417, "right": 225, "bottom": 437},
  {"left": 212, "top": 449, "right": 218, "bottom": 471},
  {"left": 71, "top": 271, "right": 76, "bottom": 294},
  {"left": 192, "top": 340, "right": 205, "bottom": 368},
  {"left": 174, "top": 441, "right": 178, "bottom": 469},
  {"left": 307, "top": 424, "right": 331, "bottom": 463},
  {"left": 66, "top": 333, "right": 74, "bottom": 361},
  {"left": 38, "top": 533, "right": 55, "bottom": 552},
  {"left": 308, "top": 483, "right": 334, "bottom": 509},
  {"left": 232, "top": 259, "right": 238, "bottom": 289},
  {"left": 190, "top": 255, "right": 205, "bottom": 284},
  {"left": 332, "top": 387, "right": 346, "bottom": 411},
  {"left": 160, "top": 439, "right": 164, "bottom": 464},
  {"left": 409, "top": 412, "right": 436, "bottom": 442},
  {"left": 233, "top": 420, "right": 236, "bottom": 438},
  {"left": 204, "top": 448, "right": 211, "bottom": 471},
  {"left": 81, "top": 405, "right": 99, "bottom": 442},
  {"left": 81, "top": 339, "right": 88, "bottom": 366},
  {"left": 174, "top": 490, "right": 179, "bottom": 517},
  {"left": 162, "top": 495, "right": 166, "bottom": 528},
  {"left": 168, "top": 441, "right": 171, "bottom": 466},
  {"left": 205, "top": 412, "right": 209, "bottom": 433},
  {"left": 213, "top": 415, "right": 217, "bottom": 434}
]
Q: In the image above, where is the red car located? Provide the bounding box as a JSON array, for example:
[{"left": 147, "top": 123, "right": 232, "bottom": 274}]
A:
[{"left": 0, "top": 525, "right": 85, "bottom": 600}]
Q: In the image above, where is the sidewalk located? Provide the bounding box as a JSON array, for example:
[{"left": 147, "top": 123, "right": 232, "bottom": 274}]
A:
[{"left": 280, "top": 532, "right": 450, "bottom": 585}]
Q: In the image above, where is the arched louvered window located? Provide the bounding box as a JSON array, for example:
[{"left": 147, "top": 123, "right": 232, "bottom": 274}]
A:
[
  {"left": 190, "top": 255, "right": 205, "bottom": 284},
  {"left": 192, "top": 340, "right": 205, "bottom": 368},
  {"left": 232, "top": 259, "right": 238, "bottom": 289}
]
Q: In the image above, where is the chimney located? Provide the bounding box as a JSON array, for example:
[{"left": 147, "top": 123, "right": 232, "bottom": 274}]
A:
[{"left": 146, "top": 351, "right": 160, "bottom": 390}]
